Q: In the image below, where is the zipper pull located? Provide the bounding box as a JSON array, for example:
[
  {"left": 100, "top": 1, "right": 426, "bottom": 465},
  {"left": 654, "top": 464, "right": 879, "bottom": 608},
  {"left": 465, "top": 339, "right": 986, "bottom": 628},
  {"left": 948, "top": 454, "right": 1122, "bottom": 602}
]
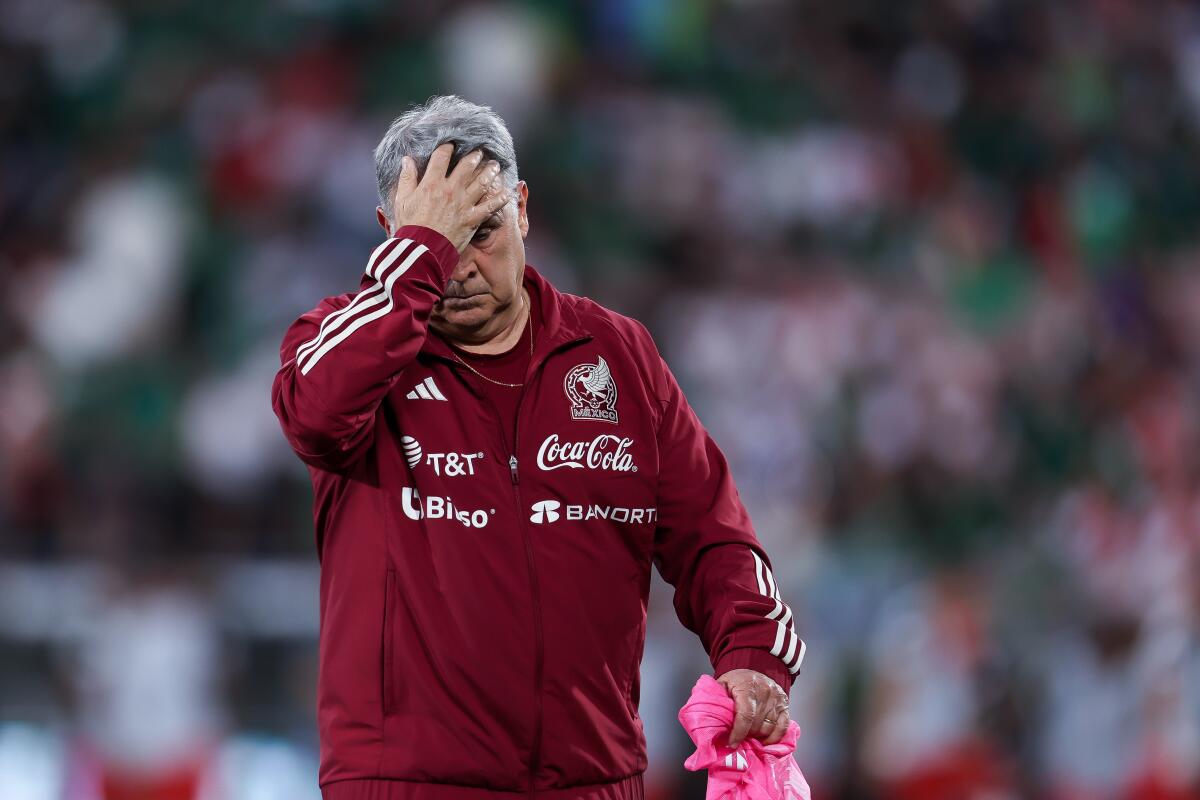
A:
[{"left": 509, "top": 454, "right": 519, "bottom": 485}]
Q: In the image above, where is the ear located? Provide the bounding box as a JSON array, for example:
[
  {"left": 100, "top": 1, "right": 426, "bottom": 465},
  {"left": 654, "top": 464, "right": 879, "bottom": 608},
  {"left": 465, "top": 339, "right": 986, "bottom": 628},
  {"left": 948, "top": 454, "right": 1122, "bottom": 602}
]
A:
[
  {"left": 516, "top": 181, "right": 530, "bottom": 239},
  {"left": 376, "top": 206, "right": 392, "bottom": 237}
]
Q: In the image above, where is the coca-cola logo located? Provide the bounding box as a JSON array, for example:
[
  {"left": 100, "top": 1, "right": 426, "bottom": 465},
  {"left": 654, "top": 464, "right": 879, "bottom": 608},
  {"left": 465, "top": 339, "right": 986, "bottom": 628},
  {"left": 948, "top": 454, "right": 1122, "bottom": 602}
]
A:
[{"left": 536, "top": 434, "right": 638, "bottom": 473}]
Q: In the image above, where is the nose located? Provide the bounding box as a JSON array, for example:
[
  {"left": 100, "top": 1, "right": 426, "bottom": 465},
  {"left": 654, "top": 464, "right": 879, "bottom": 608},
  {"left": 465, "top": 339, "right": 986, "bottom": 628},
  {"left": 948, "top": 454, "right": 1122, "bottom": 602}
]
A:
[{"left": 449, "top": 249, "right": 478, "bottom": 284}]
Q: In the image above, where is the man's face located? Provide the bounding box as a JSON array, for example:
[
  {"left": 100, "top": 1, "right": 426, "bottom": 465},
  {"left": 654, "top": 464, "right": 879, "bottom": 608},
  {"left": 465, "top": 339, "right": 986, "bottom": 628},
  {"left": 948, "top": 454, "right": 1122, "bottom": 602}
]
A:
[{"left": 428, "top": 180, "right": 530, "bottom": 336}]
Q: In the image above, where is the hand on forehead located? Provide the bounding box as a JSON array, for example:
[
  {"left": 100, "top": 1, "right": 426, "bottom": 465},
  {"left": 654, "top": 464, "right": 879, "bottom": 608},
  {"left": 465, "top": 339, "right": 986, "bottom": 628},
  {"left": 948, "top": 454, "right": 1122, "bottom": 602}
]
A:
[
  {"left": 399, "top": 143, "right": 509, "bottom": 206},
  {"left": 388, "top": 142, "right": 508, "bottom": 253}
]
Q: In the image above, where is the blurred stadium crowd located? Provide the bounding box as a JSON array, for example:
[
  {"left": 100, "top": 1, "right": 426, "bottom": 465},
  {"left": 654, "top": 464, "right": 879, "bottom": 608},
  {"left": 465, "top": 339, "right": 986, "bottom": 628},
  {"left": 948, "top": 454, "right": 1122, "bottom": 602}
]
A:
[{"left": 3, "top": 0, "right": 1200, "bottom": 798}]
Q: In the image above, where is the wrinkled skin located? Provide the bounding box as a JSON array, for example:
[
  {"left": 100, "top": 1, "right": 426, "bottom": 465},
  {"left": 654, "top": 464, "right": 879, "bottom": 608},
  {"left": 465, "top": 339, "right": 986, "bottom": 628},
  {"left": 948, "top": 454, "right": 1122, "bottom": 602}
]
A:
[{"left": 716, "top": 668, "right": 791, "bottom": 747}]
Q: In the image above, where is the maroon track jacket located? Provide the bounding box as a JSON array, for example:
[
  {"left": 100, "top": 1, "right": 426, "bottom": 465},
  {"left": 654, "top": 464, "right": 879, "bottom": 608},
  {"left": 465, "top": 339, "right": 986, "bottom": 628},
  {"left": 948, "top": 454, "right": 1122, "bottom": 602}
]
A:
[{"left": 271, "top": 226, "right": 806, "bottom": 799}]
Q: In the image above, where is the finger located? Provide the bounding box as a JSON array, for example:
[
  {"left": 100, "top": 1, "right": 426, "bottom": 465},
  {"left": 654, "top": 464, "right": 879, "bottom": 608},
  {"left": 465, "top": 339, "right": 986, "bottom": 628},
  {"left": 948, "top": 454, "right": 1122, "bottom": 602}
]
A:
[
  {"left": 450, "top": 147, "right": 486, "bottom": 185},
  {"left": 424, "top": 142, "right": 455, "bottom": 183},
  {"left": 474, "top": 181, "right": 510, "bottom": 216},
  {"left": 469, "top": 153, "right": 496, "bottom": 182},
  {"left": 394, "top": 156, "right": 418, "bottom": 199},
  {"left": 754, "top": 710, "right": 776, "bottom": 739},
  {"left": 726, "top": 687, "right": 758, "bottom": 748},
  {"left": 467, "top": 160, "right": 501, "bottom": 202},
  {"left": 763, "top": 709, "right": 790, "bottom": 745},
  {"left": 745, "top": 689, "right": 774, "bottom": 742}
]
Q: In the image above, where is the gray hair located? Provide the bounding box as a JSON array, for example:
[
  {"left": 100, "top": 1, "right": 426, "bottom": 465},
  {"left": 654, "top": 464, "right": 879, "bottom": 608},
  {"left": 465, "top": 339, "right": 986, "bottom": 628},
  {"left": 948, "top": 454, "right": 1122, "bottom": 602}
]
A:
[{"left": 374, "top": 94, "right": 520, "bottom": 220}]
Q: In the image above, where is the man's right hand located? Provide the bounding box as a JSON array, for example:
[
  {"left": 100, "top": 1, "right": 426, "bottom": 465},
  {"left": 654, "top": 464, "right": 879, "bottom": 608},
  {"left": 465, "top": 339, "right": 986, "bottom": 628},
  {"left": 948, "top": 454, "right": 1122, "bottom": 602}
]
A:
[{"left": 389, "top": 142, "right": 508, "bottom": 253}]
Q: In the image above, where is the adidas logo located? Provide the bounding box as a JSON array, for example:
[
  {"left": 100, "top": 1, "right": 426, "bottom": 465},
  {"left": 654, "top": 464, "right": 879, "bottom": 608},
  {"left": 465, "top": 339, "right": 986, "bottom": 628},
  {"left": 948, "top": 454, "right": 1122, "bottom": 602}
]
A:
[
  {"left": 529, "top": 500, "right": 561, "bottom": 524},
  {"left": 406, "top": 376, "right": 448, "bottom": 401},
  {"left": 723, "top": 751, "right": 748, "bottom": 770}
]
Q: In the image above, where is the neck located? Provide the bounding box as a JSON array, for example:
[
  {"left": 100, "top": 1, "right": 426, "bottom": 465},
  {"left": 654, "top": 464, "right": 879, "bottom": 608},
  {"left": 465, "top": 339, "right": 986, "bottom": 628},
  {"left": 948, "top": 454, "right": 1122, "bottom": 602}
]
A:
[{"left": 442, "top": 288, "right": 530, "bottom": 355}]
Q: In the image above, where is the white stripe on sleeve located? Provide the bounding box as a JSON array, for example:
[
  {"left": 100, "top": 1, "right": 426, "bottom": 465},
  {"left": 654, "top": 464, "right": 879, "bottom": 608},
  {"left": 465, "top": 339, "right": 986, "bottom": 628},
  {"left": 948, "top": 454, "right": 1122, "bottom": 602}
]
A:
[
  {"left": 751, "top": 551, "right": 802, "bottom": 673},
  {"left": 299, "top": 243, "right": 429, "bottom": 375},
  {"left": 295, "top": 239, "right": 413, "bottom": 365},
  {"left": 753, "top": 549, "right": 768, "bottom": 596},
  {"left": 788, "top": 639, "right": 806, "bottom": 674},
  {"left": 771, "top": 620, "right": 788, "bottom": 659},
  {"left": 782, "top": 631, "right": 799, "bottom": 665}
]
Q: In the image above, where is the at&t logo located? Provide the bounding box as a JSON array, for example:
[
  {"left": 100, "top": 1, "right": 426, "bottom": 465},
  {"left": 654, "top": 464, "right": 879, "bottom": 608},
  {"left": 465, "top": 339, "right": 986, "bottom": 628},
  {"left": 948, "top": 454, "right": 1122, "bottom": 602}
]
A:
[{"left": 402, "top": 435, "right": 483, "bottom": 476}]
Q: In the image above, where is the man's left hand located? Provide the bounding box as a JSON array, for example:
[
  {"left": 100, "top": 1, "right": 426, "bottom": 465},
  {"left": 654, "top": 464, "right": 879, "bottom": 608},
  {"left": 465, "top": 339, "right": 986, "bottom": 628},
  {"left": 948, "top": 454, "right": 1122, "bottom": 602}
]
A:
[{"left": 716, "top": 668, "right": 790, "bottom": 747}]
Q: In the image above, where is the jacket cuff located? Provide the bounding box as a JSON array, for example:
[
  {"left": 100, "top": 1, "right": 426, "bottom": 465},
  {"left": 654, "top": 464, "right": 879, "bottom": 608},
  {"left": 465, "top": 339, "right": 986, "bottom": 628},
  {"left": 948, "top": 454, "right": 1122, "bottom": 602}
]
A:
[
  {"left": 394, "top": 225, "right": 459, "bottom": 283},
  {"left": 713, "top": 647, "right": 796, "bottom": 695}
]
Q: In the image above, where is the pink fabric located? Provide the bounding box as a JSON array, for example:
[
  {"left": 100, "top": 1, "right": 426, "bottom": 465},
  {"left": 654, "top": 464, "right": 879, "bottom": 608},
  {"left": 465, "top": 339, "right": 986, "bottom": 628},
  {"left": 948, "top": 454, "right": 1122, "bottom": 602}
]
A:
[{"left": 678, "top": 675, "right": 812, "bottom": 800}]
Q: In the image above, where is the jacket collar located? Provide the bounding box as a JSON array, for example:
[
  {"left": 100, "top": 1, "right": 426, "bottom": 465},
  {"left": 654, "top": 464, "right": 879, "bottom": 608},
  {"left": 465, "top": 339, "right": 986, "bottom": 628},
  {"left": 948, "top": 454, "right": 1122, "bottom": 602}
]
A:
[{"left": 420, "top": 264, "right": 592, "bottom": 368}]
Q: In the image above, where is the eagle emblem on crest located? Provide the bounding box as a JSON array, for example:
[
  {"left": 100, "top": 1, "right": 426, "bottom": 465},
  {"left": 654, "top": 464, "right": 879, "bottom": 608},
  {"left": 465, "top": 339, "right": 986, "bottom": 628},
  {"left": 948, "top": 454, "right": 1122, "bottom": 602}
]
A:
[{"left": 564, "top": 356, "right": 618, "bottom": 424}]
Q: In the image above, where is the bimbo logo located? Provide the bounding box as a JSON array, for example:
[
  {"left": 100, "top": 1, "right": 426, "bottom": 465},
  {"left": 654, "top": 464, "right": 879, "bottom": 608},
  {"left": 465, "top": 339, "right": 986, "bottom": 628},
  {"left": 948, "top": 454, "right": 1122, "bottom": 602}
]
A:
[
  {"left": 536, "top": 434, "right": 637, "bottom": 473},
  {"left": 402, "top": 488, "right": 493, "bottom": 529}
]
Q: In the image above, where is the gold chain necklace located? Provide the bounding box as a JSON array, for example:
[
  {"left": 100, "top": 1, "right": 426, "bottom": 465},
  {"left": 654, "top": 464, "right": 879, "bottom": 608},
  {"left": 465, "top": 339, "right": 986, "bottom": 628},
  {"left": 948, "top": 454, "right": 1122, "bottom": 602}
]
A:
[{"left": 448, "top": 296, "right": 532, "bottom": 388}]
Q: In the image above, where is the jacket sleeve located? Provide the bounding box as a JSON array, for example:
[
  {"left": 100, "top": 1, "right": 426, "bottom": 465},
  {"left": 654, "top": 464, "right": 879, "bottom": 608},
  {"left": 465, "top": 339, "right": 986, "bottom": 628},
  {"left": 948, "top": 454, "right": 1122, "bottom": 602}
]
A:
[
  {"left": 271, "top": 225, "right": 458, "bottom": 472},
  {"left": 651, "top": 353, "right": 805, "bottom": 694}
]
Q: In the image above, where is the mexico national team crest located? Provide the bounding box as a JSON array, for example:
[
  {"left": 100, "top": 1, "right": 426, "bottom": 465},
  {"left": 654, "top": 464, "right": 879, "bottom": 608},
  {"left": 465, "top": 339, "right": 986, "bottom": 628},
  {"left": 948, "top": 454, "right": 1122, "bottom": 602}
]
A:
[{"left": 564, "top": 356, "right": 618, "bottom": 424}]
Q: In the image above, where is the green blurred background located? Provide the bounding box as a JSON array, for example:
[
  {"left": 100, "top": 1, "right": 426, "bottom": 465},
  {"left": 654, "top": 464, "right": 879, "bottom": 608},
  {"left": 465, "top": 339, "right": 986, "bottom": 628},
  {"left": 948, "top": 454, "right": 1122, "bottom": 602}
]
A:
[{"left": 2, "top": 1, "right": 1200, "bottom": 798}]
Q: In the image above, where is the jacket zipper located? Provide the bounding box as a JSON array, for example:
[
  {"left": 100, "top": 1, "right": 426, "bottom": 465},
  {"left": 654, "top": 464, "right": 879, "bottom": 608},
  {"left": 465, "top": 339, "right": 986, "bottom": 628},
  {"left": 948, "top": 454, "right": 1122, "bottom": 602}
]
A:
[
  {"left": 512, "top": 430, "right": 545, "bottom": 798},
  {"left": 439, "top": 334, "right": 590, "bottom": 795},
  {"left": 510, "top": 399, "right": 546, "bottom": 797},
  {"left": 479, "top": 388, "right": 543, "bottom": 795}
]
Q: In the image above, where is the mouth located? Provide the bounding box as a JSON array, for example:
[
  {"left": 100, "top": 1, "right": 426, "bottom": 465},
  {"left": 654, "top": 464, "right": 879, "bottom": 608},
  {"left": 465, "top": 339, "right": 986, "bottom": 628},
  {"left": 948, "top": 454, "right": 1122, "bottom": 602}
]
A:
[{"left": 438, "top": 294, "right": 487, "bottom": 308}]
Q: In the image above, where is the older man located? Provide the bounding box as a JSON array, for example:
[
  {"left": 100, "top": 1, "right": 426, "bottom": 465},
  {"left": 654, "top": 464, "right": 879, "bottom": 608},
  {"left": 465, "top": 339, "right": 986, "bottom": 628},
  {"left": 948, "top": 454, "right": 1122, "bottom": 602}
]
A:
[{"left": 271, "top": 95, "right": 805, "bottom": 800}]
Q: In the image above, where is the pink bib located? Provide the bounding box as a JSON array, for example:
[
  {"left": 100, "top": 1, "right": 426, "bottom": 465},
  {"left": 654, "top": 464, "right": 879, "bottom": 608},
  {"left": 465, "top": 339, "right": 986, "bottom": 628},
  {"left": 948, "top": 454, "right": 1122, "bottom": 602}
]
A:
[{"left": 677, "top": 674, "right": 813, "bottom": 800}]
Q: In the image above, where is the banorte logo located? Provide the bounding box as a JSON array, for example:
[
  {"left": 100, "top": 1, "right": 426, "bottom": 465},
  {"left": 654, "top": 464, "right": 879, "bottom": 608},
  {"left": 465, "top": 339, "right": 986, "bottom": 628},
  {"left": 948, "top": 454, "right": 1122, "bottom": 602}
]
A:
[
  {"left": 536, "top": 434, "right": 637, "bottom": 473},
  {"left": 529, "top": 500, "right": 561, "bottom": 524},
  {"left": 529, "top": 500, "right": 657, "bottom": 525}
]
